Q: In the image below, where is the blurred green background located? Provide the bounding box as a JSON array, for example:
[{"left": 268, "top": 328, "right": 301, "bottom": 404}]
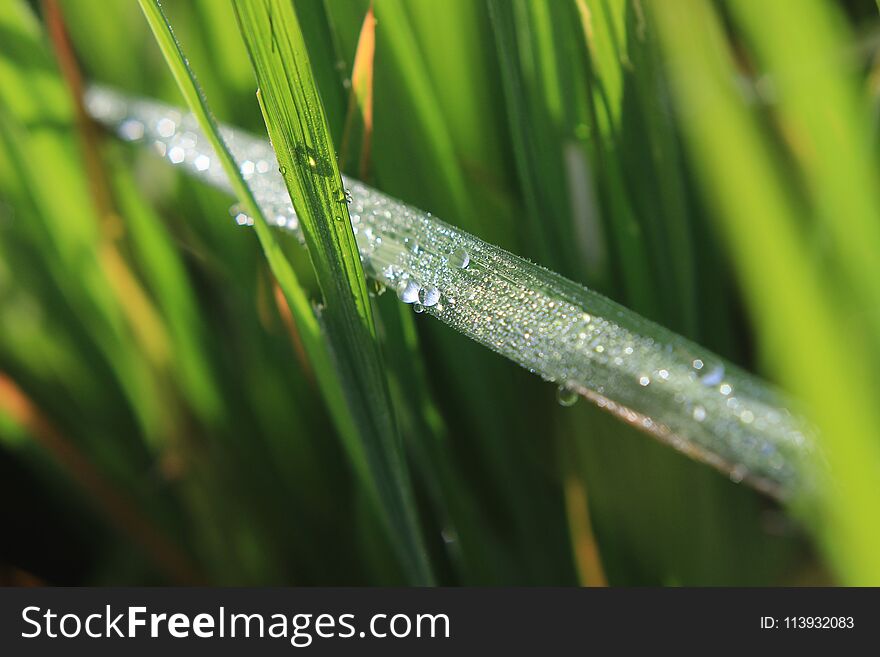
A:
[{"left": 2, "top": 0, "right": 880, "bottom": 586}]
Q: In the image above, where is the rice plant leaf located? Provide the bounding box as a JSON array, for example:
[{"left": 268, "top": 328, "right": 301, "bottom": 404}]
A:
[
  {"left": 135, "top": 0, "right": 374, "bottom": 496},
  {"left": 231, "top": 0, "right": 432, "bottom": 585},
  {"left": 92, "top": 81, "right": 822, "bottom": 495},
  {"left": 650, "top": 0, "right": 880, "bottom": 584},
  {"left": 339, "top": 2, "right": 375, "bottom": 179}
]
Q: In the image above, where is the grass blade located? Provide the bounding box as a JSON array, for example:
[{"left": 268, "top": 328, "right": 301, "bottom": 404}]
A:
[
  {"left": 136, "top": 0, "right": 387, "bottom": 562},
  {"left": 650, "top": 0, "right": 880, "bottom": 584},
  {"left": 231, "top": 0, "right": 432, "bottom": 584},
  {"left": 89, "top": 87, "right": 817, "bottom": 498}
]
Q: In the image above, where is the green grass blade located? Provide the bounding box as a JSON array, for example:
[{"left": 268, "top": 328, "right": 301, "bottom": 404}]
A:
[
  {"left": 650, "top": 0, "right": 880, "bottom": 584},
  {"left": 135, "top": 0, "right": 377, "bottom": 499},
  {"left": 727, "top": 0, "right": 880, "bottom": 349},
  {"left": 231, "top": 0, "right": 432, "bottom": 584}
]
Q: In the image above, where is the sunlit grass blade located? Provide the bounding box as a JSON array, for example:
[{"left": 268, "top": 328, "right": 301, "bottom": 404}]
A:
[
  {"left": 728, "top": 0, "right": 880, "bottom": 347},
  {"left": 232, "top": 0, "right": 432, "bottom": 584},
  {"left": 339, "top": 2, "right": 375, "bottom": 179},
  {"left": 650, "top": 0, "right": 880, "bottom": 584},
  {"left": 135, "top": 0, "right": 378, "bottom": 503},
  {"left": 91, "top": 82, "right": 821, "bottom": 493}
]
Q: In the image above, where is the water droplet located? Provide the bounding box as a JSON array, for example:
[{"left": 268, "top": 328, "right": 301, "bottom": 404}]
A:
[
  {"left": 639, "top": 376, "right": 651, "bottom": 387},
  {"left": 396, "top": 280, "right": 419, "bottom": 304},
  {"left": 228, "top": 203, "right": 253, "bottom": 227},
  {"left": 413, "top": 303, "right": 425, "bottom": 314},
  {"left": 418, "top": 286, "right": 440, "bottom": 307},
  {"left": 156, "top": 117, "right": 176, "bottom": 138},
  {"left": 556, "top": 386, "right": 578, "bottom": 407},
  {"left": 729, "top": 465, "right": 747, "bottom": 483},
  {"left": 692, "top": 359, "right": 704, "bottom": 370},
  {"left": 404, "top": 237, "right": 419, "bottom": 254},
  {"left": 700, "top": 364, "right": 724, "bottom": 386},
  {"left": 194, "top": 154, "right": 211, "bottom": 171},
  {"left": 294, "top": 145, "right": 331, "bottom": 175},
  {"left": 119, "top": 119, "right": 144, "bottom": 141},
  {"left": 719, "top": 383, "right": 732, "bottom": 396},
  {"left": 334, "top": 215, "right": 342, "bottom": 222},
  {"left": 168, "top": 146, "right": 185, "bottom": 164},
  {"left": 278, "top": 165, "right": 287, "bottom": 175},
  {"left": 658, "top": 369, "right": 669, "bottom": 380},
  {"left": 440, "top": 527, "right": 457, "bottom": 544},
  {"left": 240, "top": 160, "right": 255, "bottom": 176},
  {"left": 447, "top": 248, "right": 470, "bottom": 269},
  {"left": 693, "top": 405, "right": 706, "bottom": 422}
]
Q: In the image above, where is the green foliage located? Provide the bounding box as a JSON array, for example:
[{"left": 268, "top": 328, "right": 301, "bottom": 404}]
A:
[
  {"left": 1, "top": 0, "right": 878, "bottom": 585},
  {"left": 233, "top": 0, "right": 430, "bottom": 584}
]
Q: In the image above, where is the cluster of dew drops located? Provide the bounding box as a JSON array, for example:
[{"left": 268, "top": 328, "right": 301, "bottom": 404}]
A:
[
  {"left": 395, "top": 247, "right": 470, "bottom": 314},
  {"left": 84, "top": 86, "right": 810, "bottom": 493}
]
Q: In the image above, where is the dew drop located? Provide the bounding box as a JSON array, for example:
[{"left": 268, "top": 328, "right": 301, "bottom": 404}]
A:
[
  {"left": 404, "top": 237, "right": 419, "bottom": 254},
  {"left": 447, "top": 248, "right": 470, "bottom": 269},
  {"left": 556, "top": 386, "right": 578, "bottom": 407},
  {"left": 729, "top": 465, "right": 747, "bottom": 484},
  {"left": 413, "top": 303, "right": 425, "bottom": 314},
  {"left": 700, "top": 364, "right": 724, "bottom": 386},
  {"left": 119, "top": 119, "right": 144, "bottom": 141},
  {"left": 156, "top": 117, "right": 176, "bottom": 138},
  {"left": 693, "top": 405, "right": 706, "bottom": 422},
  {"left": 278, "top": 165, "right": 287, "bottom": 175},
  {"left": 418, "top": 286, "right": 440, "bottom": 307},
  {"left": 168, "top": 146, "right": 185, "bottom": 164},
  {"left": 639, "top": 376, "right": 651, "bottom": 387},
  {"left": 396, "top": 280, "right": 419, "bottom": 304}
]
